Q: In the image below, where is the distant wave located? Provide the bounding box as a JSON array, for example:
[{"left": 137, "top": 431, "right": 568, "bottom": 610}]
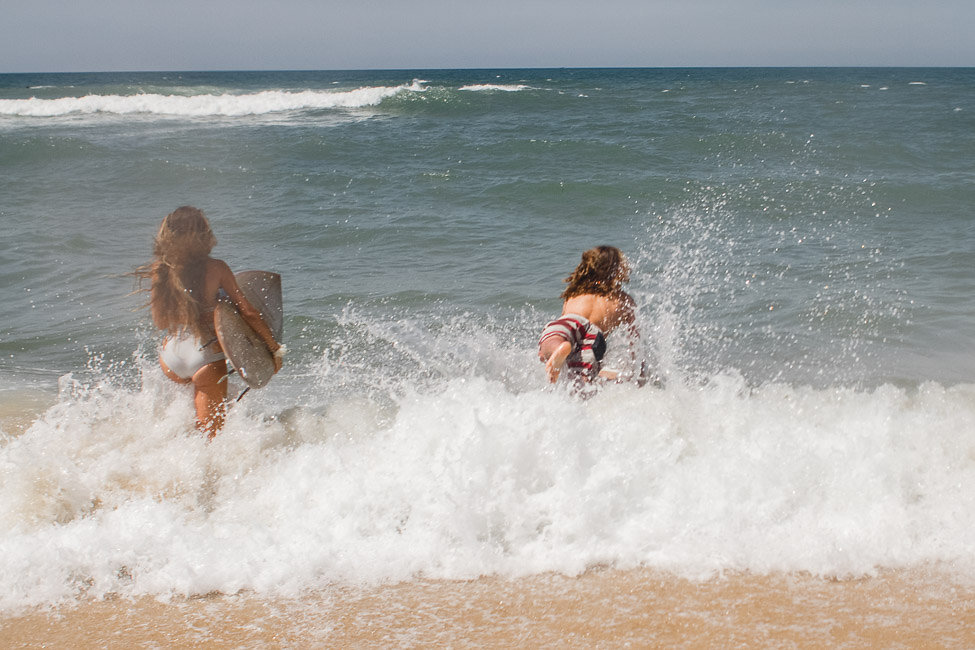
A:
[
  {"left": 0, "top": 82, "right": 425, "bottom": 118},
  {"left": 458, "top": 84, "right": 529, "bottom": 92}
]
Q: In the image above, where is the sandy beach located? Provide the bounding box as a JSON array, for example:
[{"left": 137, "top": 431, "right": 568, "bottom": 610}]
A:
[{"left": 3, "top": 567, "right": 972, "bottom": 647}]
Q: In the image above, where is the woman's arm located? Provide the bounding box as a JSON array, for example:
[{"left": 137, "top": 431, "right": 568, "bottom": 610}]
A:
[
  {"left": 210, "top": 260, "right": 283, "bottom": 372},
  {"left": 545, "top": 340, "right": 573, "bottom": 383}
]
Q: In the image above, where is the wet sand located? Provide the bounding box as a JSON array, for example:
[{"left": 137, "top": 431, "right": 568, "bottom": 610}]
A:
[
  {"left": 2, "top": 567, "right": 973, "bottom": 647},
  {"left": 0, "top": 391, "right": 53, "bottom": 437}
]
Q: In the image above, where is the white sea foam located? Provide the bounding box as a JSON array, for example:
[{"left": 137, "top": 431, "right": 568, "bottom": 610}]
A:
[
  {"left": 1, "top": 355, "right": 974, "bottom": 612},
  {"left": 0, "top": 83, "right": 423, "bottom": 118},
  {"left": 458, "top": 84, "right": 529, "bottom": 92}
]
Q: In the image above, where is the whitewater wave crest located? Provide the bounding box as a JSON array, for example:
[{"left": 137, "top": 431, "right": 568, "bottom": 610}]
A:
[
  {"left": 2, "top": 356, "right": 975, "bottom": 612},
  {"left": 459, "top": 84, "right": 530, "bottom": 92},
  {"left": 0, "top": 82, "right": 426, "bottom": 118}
]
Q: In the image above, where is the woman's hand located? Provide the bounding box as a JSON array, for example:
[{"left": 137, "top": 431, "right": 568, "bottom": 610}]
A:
[{"left": 271, "top": 344, "right": 286, "bottom": 373}]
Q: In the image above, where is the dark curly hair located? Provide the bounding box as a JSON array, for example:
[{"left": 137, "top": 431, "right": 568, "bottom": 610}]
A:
[{"left": 560, "top": 246, "right": 630, "bottom": 300}]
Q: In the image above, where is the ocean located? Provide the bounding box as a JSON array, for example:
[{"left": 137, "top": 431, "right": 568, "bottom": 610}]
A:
[{"left": 0, "top": 68, "right": 974, "bottom": 617}]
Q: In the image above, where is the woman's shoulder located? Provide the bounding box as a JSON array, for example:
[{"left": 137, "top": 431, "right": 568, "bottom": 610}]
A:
[
  {"left": 205, "top": 256, "right": 229, "bottom": 269},
  {"left": 204, "top": 257, "right": 233, "bottom": 276},
  {"left": 202, "top": 257, "right": 236, "bottom": 296}
]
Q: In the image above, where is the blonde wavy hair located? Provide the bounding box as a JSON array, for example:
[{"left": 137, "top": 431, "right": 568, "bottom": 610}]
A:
[
  {"left": 561, "top": 246, "right": 631, "bottom": 300},
  {"left": 135, "top": 206, "right": 217, "bottom": 340}
]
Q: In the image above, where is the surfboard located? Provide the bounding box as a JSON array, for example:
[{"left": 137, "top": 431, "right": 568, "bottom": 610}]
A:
[{"left": 214, "top": 270, "right": 283, "bottom": 389}]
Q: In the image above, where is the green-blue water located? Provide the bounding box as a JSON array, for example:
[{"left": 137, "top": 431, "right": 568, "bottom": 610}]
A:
[{"left": 2, "top": 68, "right": 973, "bottom": 390}]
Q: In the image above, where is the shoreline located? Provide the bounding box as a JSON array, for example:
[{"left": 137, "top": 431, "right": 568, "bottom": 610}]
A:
[
  {"left": 0, "top": 388, "right": 55, "bottom": 437},
  {"left": 3, "top": 567, "right": 972, "bottom": 647}
]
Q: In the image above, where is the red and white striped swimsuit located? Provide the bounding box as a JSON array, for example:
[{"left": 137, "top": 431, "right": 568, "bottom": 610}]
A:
[{"left": 538, "top": 313, "right": 607, "bottom": 379}]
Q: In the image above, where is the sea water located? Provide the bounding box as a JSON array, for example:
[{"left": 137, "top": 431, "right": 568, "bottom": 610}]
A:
[{"left": 0, "top": 68, "right": 973, "bottom": 611}]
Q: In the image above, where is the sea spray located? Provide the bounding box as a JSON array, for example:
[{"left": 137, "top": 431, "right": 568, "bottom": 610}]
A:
[{"left": 2, "top": 343, "right": 974, "bottom": 611}]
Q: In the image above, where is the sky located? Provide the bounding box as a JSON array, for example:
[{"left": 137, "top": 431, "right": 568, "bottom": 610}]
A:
[{"left": 3, "top": 0, "right": 974, "bottom": 73}]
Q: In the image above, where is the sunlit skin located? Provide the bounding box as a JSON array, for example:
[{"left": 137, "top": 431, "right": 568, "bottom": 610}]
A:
[
  {"left": 539, "top": 293, "right": 635, "bottom": 383},
  {"left": 539, "top": 246, "right": 636, "bottom": 383},
  {"left": 154, "top": 258, "right": 282, "bottom": 439}
]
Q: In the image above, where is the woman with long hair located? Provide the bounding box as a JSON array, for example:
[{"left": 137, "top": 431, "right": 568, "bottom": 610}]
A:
[
  {"left": 137, "top": 206, "right": 282, "bottom": 438},
  {"left": 538, "top": 245, "right": 636, "bottom": 383}
]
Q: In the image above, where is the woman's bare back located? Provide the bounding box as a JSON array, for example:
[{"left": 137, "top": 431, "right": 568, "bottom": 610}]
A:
[{"left": 561, "top": 291, "right": 635, "bottom": 333}]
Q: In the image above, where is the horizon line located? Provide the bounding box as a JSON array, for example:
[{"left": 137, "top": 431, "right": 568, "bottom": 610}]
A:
[{"left": 3, "top": 64, "right": 975, "bottom": 76}]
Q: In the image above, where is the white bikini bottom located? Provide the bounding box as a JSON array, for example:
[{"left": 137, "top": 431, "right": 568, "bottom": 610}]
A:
[{"left": 160, "top": 331, "right": 225, "bottom": 380}]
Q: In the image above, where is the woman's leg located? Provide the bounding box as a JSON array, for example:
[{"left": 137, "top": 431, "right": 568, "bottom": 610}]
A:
[{"left": 192, "top": 360, "right": 229, "bottom": 439}]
